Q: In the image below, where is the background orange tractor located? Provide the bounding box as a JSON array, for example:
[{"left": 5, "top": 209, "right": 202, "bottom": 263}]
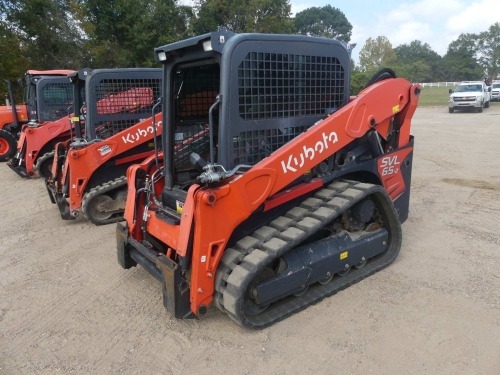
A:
[
  {"left": 44, "top": 68, "right": 163, "bottom": 224},
  {"left": 8, "top": 69, "right": 91, "bottom": 178},
  {"left": 0, "top": 70, "right": 74, "bottom": 161}
]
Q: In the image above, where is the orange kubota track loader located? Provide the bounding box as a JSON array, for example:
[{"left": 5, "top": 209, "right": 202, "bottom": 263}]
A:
[
  {"left": 0, "top": 70, "right": 74, "bottom": 162},
  {"left": 45, "top": 68, "right": 163, "bottom": 224},
  {"left": 8, "top": 69, "right": 91, "bottom": 178},
  {"left": 9, "top": 68, "right": 158, "bottom": 179},
  {"left": 117, "top": 31, "right": 420, "bottom": 328}
]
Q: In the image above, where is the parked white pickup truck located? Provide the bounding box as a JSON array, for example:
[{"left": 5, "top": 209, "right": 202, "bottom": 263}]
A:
[
  {"left": 491, "top": 81, "right": 500, "bottom": 102},
  {"left": 448, "top": 81, "right": 491, "bottom": 113}
]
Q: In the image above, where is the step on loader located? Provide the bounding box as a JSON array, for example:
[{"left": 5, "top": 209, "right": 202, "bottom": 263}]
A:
[
  {"left": 0, "top": 70, "right": 74, "bottom": 161},
  {"left": 8, "top": 69, "right": 91, "bottom": 178},
  {"left": 116, "top": 31, "right": 420, "bottom": 328},
  {"left": 45, "top": 68, "right": 163, "bottom": 224}
]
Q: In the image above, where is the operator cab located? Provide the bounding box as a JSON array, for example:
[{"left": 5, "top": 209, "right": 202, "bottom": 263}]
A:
[
  {"left": 171, "top": 63, "right": 219, "bottom": 185},
  {"left": 23, "top": 73, "right": 74, "bottom": 124},
  {"left": 155, "top": 30, "right": 351, "bottom": 206}
]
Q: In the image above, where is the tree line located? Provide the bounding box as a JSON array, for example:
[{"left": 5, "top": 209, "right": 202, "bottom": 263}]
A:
[
  {"left": 355, "top": 23, "right": 499, "bottom": 87},
  {"left": 1, "top": 0, "right": 499, "bottom": 96}
]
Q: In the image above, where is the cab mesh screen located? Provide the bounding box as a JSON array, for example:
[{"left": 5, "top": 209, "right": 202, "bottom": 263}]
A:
[
  {"left": 40, "top": 82, "right": 73, "bottom": 121},
  {"left": 92, "top": 77, "right": 161, "bottom": 138},
  {"left": 234, "top": 52, "right": 345, "bottom": 164},
  {"left": 238, "top": 53, "right": 345, "bottom": 120}
]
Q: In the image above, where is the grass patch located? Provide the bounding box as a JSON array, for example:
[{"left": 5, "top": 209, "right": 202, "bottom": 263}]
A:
[{"left": 418, "top": 86, "right": 452, "bottom": 107}]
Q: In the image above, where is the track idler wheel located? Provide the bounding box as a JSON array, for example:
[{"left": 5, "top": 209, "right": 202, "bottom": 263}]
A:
[
  {"left": 244, "top": 267, "right": 275, "bottom": 316},
  {"left": 85, "top": 194, "right": 114, "bottom": 222}
]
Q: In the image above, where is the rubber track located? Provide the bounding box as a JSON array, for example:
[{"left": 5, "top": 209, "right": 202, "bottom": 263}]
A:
[
  {"left": 82, "top": 176, "right": 127, "bottom": 225},
  {"left": 213, "top": 180, "right": 402, "bottom": 328},
  {"left": 35, "top": 150, "right": 55, "bottom": 179}
]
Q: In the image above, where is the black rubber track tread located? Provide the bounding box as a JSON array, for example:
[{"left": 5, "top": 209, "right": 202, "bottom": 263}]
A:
[
  {"left": 213, "top": 180, "right": 403, "bottom": 329},
  {"left": 0, "top": 129, "right": 17, "bottom": 162},
  {"left": 81, "top": 176, "right": 127, "bottom": 225},
  {"left": 35, "top": 150, "right": 55, "bottom": 179}
]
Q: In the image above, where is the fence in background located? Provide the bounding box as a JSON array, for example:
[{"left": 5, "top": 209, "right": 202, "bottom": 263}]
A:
[{"left": 418, "top": 82, "right": 461, "bottom": 88}]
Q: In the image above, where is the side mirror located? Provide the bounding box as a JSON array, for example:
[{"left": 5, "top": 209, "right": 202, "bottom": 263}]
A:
[{"left": 448, "top": 89, "right": 453, "bottom": 94}]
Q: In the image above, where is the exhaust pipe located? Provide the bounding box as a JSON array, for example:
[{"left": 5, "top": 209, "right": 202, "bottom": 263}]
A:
[{"left": 4, "top": 80, "right": 19, "bottom": 129}]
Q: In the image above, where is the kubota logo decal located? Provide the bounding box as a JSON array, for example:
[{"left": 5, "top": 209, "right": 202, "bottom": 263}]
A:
[
  {"left": 281, "top": 131, "right": 339, "bottom": 173},
  {"left": 98, "top": 145, "right": 112, "bottom": 156},
  {"left": 122, "top": 121, "right": 162, "bottom": 144}
]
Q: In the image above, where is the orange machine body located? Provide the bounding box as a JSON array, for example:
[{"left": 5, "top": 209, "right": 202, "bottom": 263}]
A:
[
  {"left": 16, "top": 116, "right": 72, "bottom": 176},
  {"left": 124, "top": 78, "right": 420, "bottom": 315},
  {"left": 0, "top": 105, "right": 28, "bottom": 129},
  {"left": 58, "top": 112, "right": 162, "bottom": 215}
]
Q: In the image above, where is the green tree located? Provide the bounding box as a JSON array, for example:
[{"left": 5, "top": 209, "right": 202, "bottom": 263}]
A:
[
  {"left": 0, "top": 22, "right": 30, "bottom": 100},
  {"left": 393, "top": 40, "right": 442, "bottom": 82},
  {"left": 393, "top": 60, "right": 433, "bottom": 83},
  {"left": 350, "top": 65, "right": 370, "bottom": 95},
  {"left": 441, "top": 33, "right": 483, "bottom": 81},
  {"left": 191, "top": 0, "right": 293, "bottom": 34},
  {"left": 394, "top": 41, "right": 439, "bottom": 61},
  {"left": 4, "top": 0, "right": 87, "bottom": 69},
  {"left": 358, "top": 36, "right": 397, "bottom": 73},
  {"left": 477, "top": 22, "right": 500, "bottom": 79},
  {"left": 81, "top": 0, "right": 191, "bottom": 67},
  {"left": 294, "top": 5, "right": 352, "bottom": 42}
]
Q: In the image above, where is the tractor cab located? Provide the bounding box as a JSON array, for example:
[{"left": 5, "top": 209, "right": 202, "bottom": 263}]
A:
[
  {"left": 154, "top": 30, "right": 351, "bottom": 209},
  {"left": 22, "top": 70, "right": 75, "bottom": 125}
]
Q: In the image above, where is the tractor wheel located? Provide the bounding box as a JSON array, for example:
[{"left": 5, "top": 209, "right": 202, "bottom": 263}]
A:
[{"left": 0, "top": 129, "right": 17, "bottom": 162}]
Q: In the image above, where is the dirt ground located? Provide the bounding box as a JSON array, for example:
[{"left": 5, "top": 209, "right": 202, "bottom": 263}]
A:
[{"left": 1, "top": 105, "right": 499, "bottom": 375}]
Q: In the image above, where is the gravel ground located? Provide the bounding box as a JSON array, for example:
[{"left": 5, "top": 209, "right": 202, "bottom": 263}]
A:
[{"left": 0, "top": 105, "right": 499, "bottom": 374}]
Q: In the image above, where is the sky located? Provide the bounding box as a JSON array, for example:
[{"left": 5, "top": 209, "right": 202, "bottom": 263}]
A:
[
  {"left": 177, "top": 0, "right": 499, "bottom": 62},
  {"left": 291, "top": 0, "right": 500, "bottom": 62}
]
